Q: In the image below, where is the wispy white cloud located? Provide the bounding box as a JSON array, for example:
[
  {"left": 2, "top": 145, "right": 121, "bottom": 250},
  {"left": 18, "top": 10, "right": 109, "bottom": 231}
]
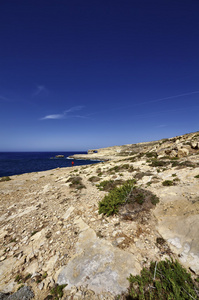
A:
[
  {"left": 40, "top": 106, "right": 86, "bottom": 120},
  {"left": 41, "top": 114, "right": 64, "bottom": 120},
  {"left": 32, "top": 85, "right": 47, "bottom": 97},
  {"left": 64, "top": 106, "right": 84, "bottom": 114}
]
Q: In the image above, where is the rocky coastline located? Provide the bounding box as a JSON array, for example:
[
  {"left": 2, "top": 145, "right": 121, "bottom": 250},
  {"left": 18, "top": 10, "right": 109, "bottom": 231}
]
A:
[{"left": 0, "top": 131, "right": 199, "bottom": 299}]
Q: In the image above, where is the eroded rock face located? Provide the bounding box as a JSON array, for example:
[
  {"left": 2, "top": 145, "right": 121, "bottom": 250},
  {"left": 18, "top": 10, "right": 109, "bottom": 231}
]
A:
[
  {"left": 177, "top": 148, "right": 189, "bottom": 157},
  {"left": 154, "top": 185, "right": 199, "bottom": 274}
]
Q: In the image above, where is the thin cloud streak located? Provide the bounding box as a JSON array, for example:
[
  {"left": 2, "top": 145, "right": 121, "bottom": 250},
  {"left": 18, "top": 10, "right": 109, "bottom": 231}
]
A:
[
  {"left": 41, "top": 114, "right": 64, "bottom": 120},
  {"left": 32, "top": 85, "right": 47, "bottom": 97},
  {"left": 86, "top": 90, "right": 199, "bottom": 117},
  {"left": 40, "top": 106, "right": 86, "bottom": 120},
  {"left": 138, "top": 90, "right": 199, "bottom": 106}
]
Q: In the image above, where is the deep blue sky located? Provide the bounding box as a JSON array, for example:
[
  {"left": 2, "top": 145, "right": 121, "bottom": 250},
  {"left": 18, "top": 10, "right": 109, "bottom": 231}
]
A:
[{"left": 0, "top": 0, "right": 199, "bottom": 151}]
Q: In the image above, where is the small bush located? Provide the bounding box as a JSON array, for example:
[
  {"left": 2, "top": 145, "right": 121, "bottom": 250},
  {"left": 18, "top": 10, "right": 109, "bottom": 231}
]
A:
[
  {"left": 67, "top": 176, "right": 86, "bottom": 190},
  {"left": 162, "top": 180, "right": 174, "bottom": 186},
  {"left": 126, "top": 259, "right": 198, "bottom": 300},
  {"left": 149, "top": 159, "right": 170, "bottom": 167},
  {"left": 151, "top": 194, "right": 160, "bottom": 205},
  {"left": 145, "top": 152, "right": 157, "bottom": 158},
  {"left": 194, "top": 174, "right": 199, "bottom": 178},
  {"left": 156, "top": 237, "right": 166, "bottom": 245},
  {"left": 98, "top": 180, "right": 135, "bottom": 216},
  {"left": 88, "top": 176, "right": 100, "bottom": 183},
  {"left": 0, "top": 176, "right": 11, "bottom": 182}
]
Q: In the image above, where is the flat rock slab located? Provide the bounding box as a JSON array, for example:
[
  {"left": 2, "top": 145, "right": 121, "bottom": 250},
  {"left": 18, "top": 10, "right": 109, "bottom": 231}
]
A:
[{"left": 57, "top": 218, "right": 141, "bottom": 295}]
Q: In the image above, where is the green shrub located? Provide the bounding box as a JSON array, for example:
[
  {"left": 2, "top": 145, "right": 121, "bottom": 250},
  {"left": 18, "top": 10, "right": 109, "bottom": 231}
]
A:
[
  {"left": 98, "top": 180, "right": 135, "bottom": 216},
  {"left": 194, "top": 174, "right": 199, "bottom": 178},
  {"left": 96, "top": 179, "right": 123, "bottom": 191},
  {"left": 15, "top": 274, "right": 22, "bottom": 283},
  {"left": 149, "top": 159, "right": 169, "bottom": 167},
  {"left": 50, "top": 284, "right": 67, "bottom": 298},
  {"left": 108, "top": 164, "right": 134, "bottom": 174},
  {"left": 145, "top": 152, "right": 157, "bottom": 158},
  {"left": 67, "top": 176, "right": 86, "bottom": 190},
  {"left": 98, "top": 180, "right": 159, "bottom": 216},
  {"left": 162, "top": 180, "right": 174, "bottom": 186},
  {"left": 126, "top": 259, "right": 198, "bottom": 300},
  {"left": 151, "top": 194, "right": 160, "bottom": 205},
  {"left": 24, "top": 273, "right": 32, "bottom": 281},
  {"left": 172, "top": 160, "right": 196, "bottom": 169}
]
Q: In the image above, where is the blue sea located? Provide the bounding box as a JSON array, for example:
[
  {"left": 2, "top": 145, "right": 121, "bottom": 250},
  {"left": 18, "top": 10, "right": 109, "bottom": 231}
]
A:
[{"left": 0, "top": 152, "right": 100, "bottom": 177}]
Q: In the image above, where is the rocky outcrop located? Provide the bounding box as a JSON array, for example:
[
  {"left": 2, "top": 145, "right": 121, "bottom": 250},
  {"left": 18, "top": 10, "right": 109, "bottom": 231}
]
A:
[
  {"left": 0, "top": 286, "right": 34, "bottom": 300},
  {"left": 191, "top": 141, "right": 199, "bottom": 149},
  {"left": 70, "top": 132, "right": 199, "bottom": 161}
]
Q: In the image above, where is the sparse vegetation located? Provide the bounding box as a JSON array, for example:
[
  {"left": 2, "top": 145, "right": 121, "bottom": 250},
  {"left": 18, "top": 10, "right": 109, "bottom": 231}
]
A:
[
  {"left": 0, "top": 176, "right": 11, "bottom": 182},
  {"left": 42, "top": 271, "right": 48, "bottom": 279},
  {"left": 145, "top": 152, "right": 157, "bottom": 158},
  {"left": 149, "top": 159, "right": 170, "bottom": 167},
  {"left": 17, "top": 284, "right": 24, "bottom": 291},
  {"left": 108, "top": 164, "right": 134, "bottom": 174},
  {"left": 67, "top": 176, "right": 86, "bottom": 190},
  {"left": 151, "top": 194, "right": 160, "bottom": 205},
  {"left": 171, "top": 160, "right": 197, "bottom": 169},
  {"left": 24, "top": 273, "right": 32, "bottom": 281},
  {"left": 15, "top": 274, "right": 23, "bottom": 283},
  {"left": 162, "top": 180, "right": 174, "bottom": 186},
  {"left": 194, "top": 174, "right": 199, "bottom": 178},
  {"left": 88, "top": 176, "right": 100, "bottom": 183},
  {"left": 50, "top": 284, "right": 67, "bottom": 299},
  {"left": 97, "top": 179, "right": 123, "bottom": 191},
  {"left": 126, "top": 259, "right": 199, "bottom": 300},
  {"left": 156, "top": 237, "right": 166, "bottom": 245}
]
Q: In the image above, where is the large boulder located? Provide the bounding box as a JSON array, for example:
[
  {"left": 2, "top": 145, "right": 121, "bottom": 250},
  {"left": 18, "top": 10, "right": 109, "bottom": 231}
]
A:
[
  {"left": 177, "top": 148, "right": 189, "bottom": 158},
  {"left": 191, "top": 141, "right": 199, "bottom": 149}
]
